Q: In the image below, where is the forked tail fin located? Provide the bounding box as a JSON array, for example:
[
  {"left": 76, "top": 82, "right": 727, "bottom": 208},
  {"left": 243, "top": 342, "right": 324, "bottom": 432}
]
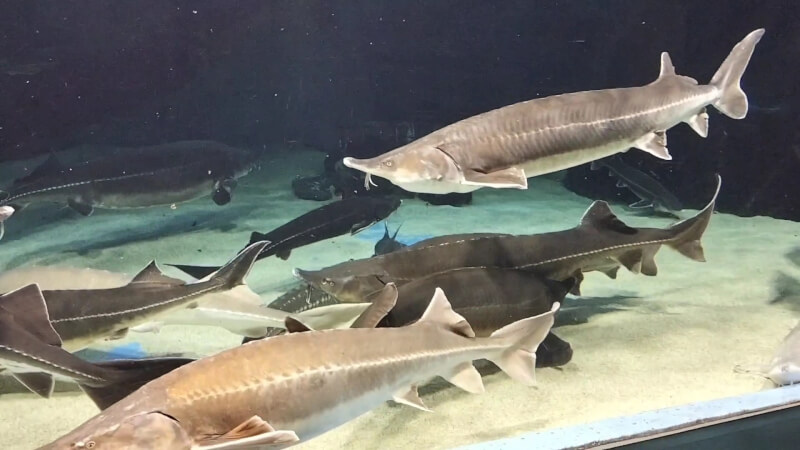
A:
[
  {"left": 205, "top": 240, "right": 270, "bottom": 287},
  {"left": 487, "top": 302, "right": 559, "bottom": 385},
  {"left": 710, "top": 29, "right": 765, "bottom": 119},
  {"left": 79, "top": 357, "right": 195, "bottom": 409},
  {"left": 665, "top": 174, "right": 721, "bottom": 262}
]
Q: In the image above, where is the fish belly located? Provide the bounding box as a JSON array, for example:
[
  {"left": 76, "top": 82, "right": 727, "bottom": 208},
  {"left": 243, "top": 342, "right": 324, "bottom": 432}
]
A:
[
  {"left": 279, "top": 354, "right": 467, "bottom": 441},
  {"left": 516, "top": 140, "right": 636, "bottom": 178},
  {"left": 395, "top": 179, "right": 481, "bottom": 194}
]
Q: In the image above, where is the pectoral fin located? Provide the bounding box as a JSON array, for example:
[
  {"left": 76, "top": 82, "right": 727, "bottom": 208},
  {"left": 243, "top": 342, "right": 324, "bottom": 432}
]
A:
[
  {"left": 462, "top": 167, "right": 528, "bottom": 189},
  {"left": 633, "top": 131, "right": 671, "bottom": 160},
  {"left": 197, "top": 415, "right": 299, "bottom": 449},
  {"left": 351, "top": 283, "right": 397, "bottom": 328}
]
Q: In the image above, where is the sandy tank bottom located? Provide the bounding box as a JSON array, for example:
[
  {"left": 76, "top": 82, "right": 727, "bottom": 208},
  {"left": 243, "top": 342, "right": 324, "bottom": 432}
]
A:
[{"left": 0, "top": 148, "right": 797, "bottom": 449}]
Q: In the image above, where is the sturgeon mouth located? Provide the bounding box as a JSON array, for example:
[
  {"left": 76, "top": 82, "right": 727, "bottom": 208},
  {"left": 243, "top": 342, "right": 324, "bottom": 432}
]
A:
[{"left": 343, "top": 157, "right": 380, "bottom": 190}]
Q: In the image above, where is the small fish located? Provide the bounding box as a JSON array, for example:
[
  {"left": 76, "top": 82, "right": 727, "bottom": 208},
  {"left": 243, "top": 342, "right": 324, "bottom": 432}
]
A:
[
  {"left": 0, "top": 284, "right": 191, "bottom": 402},
  {"left": 42, "top": 285, "right": 559, "bottom": 449},
  {"left": 342, "top": 30, "right": 763, "bottom": 194},
  {"left": 170, "top": 196, "right": 401, "bottom": 279},
  {"left": 373, "top": 222, "right": 407, "bottom": 256},
  {"left": 735, "top": 321, "right": 800, "bottom": 386},
  {"left": 590, "top": 156, "right": 683, "bottom": 215},
  {"left": 0, "top": 205, "right": 14, "bottom": 240}
]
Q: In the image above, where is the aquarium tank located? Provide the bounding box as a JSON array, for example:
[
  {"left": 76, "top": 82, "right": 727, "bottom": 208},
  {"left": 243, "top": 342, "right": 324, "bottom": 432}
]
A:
[{"left": 0, "top": 1, "right": 798, "bottom": 449}]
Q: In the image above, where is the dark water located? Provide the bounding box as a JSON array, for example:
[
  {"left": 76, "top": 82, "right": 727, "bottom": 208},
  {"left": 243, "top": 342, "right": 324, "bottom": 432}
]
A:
[{"left": 0, "top": 1, "right": 797, "bottom": 217}]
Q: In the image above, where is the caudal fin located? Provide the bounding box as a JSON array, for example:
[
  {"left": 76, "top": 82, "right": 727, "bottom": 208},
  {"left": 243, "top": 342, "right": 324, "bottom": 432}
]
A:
[
  {"left": 666, "top": 174, "right": 722, "bottom": 262},
  {"left": 206, "top": 240, "right": 270, "bottom": 287},
  {"left": 487, "top": 302, "right": 559, "bottom": 385},
  {"left": 710, "top": 29, "right": 765, "bottom": 119},
  {"left": 79, "top": 357, "right": 195, "bottom": 409}
]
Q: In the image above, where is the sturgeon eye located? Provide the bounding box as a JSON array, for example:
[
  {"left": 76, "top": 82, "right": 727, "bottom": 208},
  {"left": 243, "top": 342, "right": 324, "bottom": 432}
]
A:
[
  {"left": 86, "top": 441, "right": 96, "bottom": 449},
  {"left": 322, "top": 278, "right": 335, "bottom": 287},
  {"left": 382, "top": 160, "right": 393, "bottom": 167}
]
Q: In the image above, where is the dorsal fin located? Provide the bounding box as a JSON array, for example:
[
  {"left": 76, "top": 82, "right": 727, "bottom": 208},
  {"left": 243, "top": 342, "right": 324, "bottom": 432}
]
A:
[
  {"left": 579, "top": 201, "right": 637, "bottom": 235},
  {"left": 416, "top": 288, "right": 474, "bottom": 337},
  {"left": 15, "top": 154, "right": 66, "bottom": 184},
  {"left": 659, "top": 52, "right": 676, "bottom": 78},
  {"left": 130, "top": 261, "right": 184, "bottom": 285},
  {"left": 0, "top": 284, "right": 62, "bottom": 346}
]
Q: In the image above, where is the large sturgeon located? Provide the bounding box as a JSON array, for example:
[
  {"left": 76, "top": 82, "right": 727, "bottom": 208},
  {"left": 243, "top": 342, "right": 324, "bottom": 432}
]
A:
[
  {"left": 343, "top": 30, "right": 764, "bottom": 194},
  {"left": 35, "top": 241, "right": 269, "bottom": 352},
  {"left": 42, "top": 285, "right": 558, "bottom": 449},
  {"left": 296, "top": 176, "right": 720, "bottom": 303},
  {"left": 0, "top": 140, "right": 256, "bottom": 216}
]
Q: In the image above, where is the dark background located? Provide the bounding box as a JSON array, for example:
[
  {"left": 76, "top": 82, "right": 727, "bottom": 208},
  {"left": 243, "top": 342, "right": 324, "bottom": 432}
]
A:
[{"left": 0, "top": 1, "right": 797, "bottom": 219}]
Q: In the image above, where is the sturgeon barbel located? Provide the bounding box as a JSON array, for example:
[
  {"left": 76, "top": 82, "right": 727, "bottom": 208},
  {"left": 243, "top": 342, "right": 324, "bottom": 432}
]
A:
[{"left": 343, "top": 29, "right": 764, "bottom": 194}]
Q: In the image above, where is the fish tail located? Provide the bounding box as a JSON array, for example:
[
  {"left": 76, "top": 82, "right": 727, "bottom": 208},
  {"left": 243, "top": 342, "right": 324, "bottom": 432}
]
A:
[
  {"left": 208, "top": 240, "right": 270, "bottom": 287},
  {"left": 249, "top": 231, "right": 267, "bottom": 244},
  {"left": 666, "top": 174, "right": 721, "bottom": 262},
  {"left": 487, "top": 302, "right": 559, "bottom": 385},
  {"left": 709, "top": 29, "right": 765, "bottom": 119},
  {"left": 79, "top": 358, "right": 194, "bottom": 409}
]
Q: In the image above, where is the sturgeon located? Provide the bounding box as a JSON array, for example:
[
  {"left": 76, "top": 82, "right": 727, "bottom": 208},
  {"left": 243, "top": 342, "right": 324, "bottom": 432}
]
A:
[
  {"left": 42, "top": 285, "right": 558, "bottom": 449},
  {"left": 0, "top": 284, "right": 191, "bottom": 401},
  {"left": 296, "top": 176, "right": 721, "bottom": 303},
  {"left": 0, "top": 265, "right": 370, "bottom": 340},
  {"left": 170, "top": 196, "right": 401, "bottom": 279},
  {"left": 0, "top": 140, "right": 256, "bottom": 216},
  {"left": 36, "top": 241, "right": 269, "bottom": 352},
  {"left": 343, "top": 30, "right": 764, "bottom": 194},
  {"left": 375, "top": 267, "right": 575, "bottom": 367}
]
